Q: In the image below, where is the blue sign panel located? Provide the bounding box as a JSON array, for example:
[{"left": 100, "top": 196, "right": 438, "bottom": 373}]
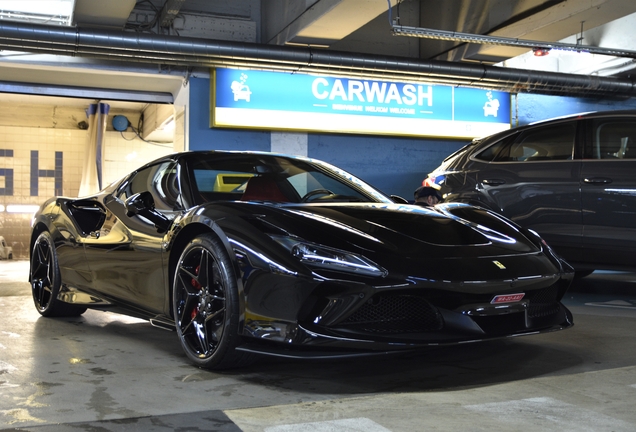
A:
[{"left": 212, "top": 68, "right": 511, "bottom": 138}]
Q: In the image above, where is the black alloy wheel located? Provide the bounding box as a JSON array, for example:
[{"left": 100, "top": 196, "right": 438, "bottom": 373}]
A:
[
  {"left": 30, "top": 231, "right": 86, "bottom": 317},
  {"left": 173, "top": 233, "right": 251, "bottom": 369}
]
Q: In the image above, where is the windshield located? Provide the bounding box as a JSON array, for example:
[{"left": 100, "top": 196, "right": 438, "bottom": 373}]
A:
[{"left": 187, "top": 153, "right": 392, "bottom": 205}]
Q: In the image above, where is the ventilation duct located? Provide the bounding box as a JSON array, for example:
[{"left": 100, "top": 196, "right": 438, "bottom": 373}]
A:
[{"left": 0, "top": 22, "right": 634, "bottom": 97}]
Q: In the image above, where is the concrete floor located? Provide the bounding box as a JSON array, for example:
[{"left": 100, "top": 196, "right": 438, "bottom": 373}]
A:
[{"left": 1, "top": 260, "right": 636, "bottom": 431}]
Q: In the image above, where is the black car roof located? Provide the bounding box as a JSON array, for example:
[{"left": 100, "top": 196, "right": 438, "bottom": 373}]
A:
[
  {"left": 473, "top": 109, "right": 636, "bottom": 148},
  {"left": 132, "top": 150, "right": 312, "bottom": 173},
  {"left": 527, "top": 109, "right": 636, "bottom": 125}
]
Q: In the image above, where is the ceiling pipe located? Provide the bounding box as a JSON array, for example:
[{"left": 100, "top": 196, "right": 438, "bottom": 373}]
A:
[{"left": 0, "top": 21, "right": 634, "bottom": 97}]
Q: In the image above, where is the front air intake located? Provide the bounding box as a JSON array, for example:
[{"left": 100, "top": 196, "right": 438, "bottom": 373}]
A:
[{"left": 338, "top": 293, "right": 444, "bottom": 334}]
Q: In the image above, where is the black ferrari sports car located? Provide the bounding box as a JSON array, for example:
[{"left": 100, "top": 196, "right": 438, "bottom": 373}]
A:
[{"left": 30, "top": 151, "right": 574, "bottom": 369}]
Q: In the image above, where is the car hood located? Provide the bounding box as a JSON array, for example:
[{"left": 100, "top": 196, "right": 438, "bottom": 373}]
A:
[
  {"left": 271, "top": 202, "right": 535, "bottom": 252},
  {"left": 198, "top": 201, "right": 564, "bottom": 284},
  {"left": 224, "top": 201, "right": 540, "bottom": 258}
]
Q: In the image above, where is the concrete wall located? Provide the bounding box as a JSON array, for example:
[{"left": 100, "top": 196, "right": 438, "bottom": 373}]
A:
[
  {"left": 307, "top": 134, "right": 461, "bottom": 199},
  {"left": 515, "top": 93, "right": 636, "bottom": 125}
]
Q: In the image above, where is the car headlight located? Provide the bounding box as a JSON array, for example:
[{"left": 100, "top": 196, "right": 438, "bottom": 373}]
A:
[{"left": 270, "top": 235, "right": 387, "bottom": 277}]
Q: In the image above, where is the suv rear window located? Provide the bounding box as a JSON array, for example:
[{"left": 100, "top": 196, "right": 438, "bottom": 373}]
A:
[{"left": 475, "top": 123, "right": 575, "bottom": 162}]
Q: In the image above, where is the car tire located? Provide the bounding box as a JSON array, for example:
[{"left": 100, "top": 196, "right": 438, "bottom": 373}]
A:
[
  {"left": 30, "top": 231, "right": 87, "bottom": 317},
  {"left": 173, "top": 233, "right": 254, "bottom": 369}
]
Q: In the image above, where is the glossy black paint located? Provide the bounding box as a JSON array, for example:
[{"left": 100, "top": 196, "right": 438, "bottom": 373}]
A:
[
  {"left": 31, "top": 151, "right": 573, "bottom": 367},
  {"left": 425, "top": 110, "right": 636, "bottom": 274}
]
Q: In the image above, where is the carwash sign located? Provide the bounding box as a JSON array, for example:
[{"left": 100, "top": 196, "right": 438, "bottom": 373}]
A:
[{"left": 212, "top": 68, "right": 511, "bottom": 138}]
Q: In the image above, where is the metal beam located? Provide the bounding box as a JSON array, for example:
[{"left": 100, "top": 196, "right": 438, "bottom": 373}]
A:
[{"left": 0, "top": 80, "right": 173, "bottom": 103}]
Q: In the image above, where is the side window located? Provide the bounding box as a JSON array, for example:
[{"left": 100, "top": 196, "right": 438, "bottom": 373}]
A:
[
  {"left": 587, "top": 120, "right": 636, "bottom": 159},
  {"left": 119, "top": 162, "right": 180, "bottom": 212},
  {"left": 477, "top": 123, "right": 575, "bottom": 162},
  {"left": 475, "top": 133, "right": 518, "bottom": 162}
]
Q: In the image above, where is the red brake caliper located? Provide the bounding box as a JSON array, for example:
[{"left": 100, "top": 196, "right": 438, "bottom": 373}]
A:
[{"left": 190, "top": 265, "right": 202, "bottom": 320}]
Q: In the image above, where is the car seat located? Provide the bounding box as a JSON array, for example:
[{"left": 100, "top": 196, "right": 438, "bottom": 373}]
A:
[{"left": 240, "top": 176, "right": 290, "bottom": 202}]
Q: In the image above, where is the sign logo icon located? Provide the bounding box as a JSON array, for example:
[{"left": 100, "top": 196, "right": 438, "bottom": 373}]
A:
[
  {"left": 492, "top": 260, "right": 506, "bottom": 269},
  {"left": 231, "top": 73, "right": 252, "bottom": 102},
  {"left": 483, "top": 91, "right": 500, "bottom": 117}
]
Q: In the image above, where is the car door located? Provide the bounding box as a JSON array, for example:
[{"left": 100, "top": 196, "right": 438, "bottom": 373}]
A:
[
  {"left": 580, "top": 117, "right": 636, "bottom": 268},
  {"left": 472, "top": 121, "right": 583, "bottom": 262},
  {"left": 83, "top": 160, "right": 182, "bottom": 313}
]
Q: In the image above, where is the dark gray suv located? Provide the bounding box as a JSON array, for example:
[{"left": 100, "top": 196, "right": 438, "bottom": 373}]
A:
[{"left": 424, "top": 110, "right": 636, "bottom": 275}]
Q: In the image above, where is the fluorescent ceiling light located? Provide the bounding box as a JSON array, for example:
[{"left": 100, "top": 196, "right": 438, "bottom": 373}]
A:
[
  {"left": 0, "top": 0, "right": 76, "bottom": 26},
  {"left": 159, "top": 115, "right": 175, "bottom": 131},
  {"left": 392, "top": 25, "right": 636, "bottom": 59}
]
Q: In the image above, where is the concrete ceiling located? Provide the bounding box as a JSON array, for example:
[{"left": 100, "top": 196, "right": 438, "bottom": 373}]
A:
[
  {"left": 1, "top": 0, "right": 636, "bottom": 110},
  {"left": 74, "top": 0, "right": 137, "bottom": 28},
  {"left": 263, "top": 1, "right": 636, "bottom": 65},
  {"left": 426, "top": 0, "right": 636, "bottom": 65},
  {"left": 264, "top": 0, "right": 399, "bottom": 46}
]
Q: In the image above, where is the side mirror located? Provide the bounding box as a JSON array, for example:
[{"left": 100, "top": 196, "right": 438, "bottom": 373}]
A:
[
  {"left": 125, "top": 191, "right": 171, "bottom": 233},
  {"left": 125, "top": 191, "right": 154, "bottom": 217},
  {"left": 390, "top": 195, "right": 409, "bottom": 204}
]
